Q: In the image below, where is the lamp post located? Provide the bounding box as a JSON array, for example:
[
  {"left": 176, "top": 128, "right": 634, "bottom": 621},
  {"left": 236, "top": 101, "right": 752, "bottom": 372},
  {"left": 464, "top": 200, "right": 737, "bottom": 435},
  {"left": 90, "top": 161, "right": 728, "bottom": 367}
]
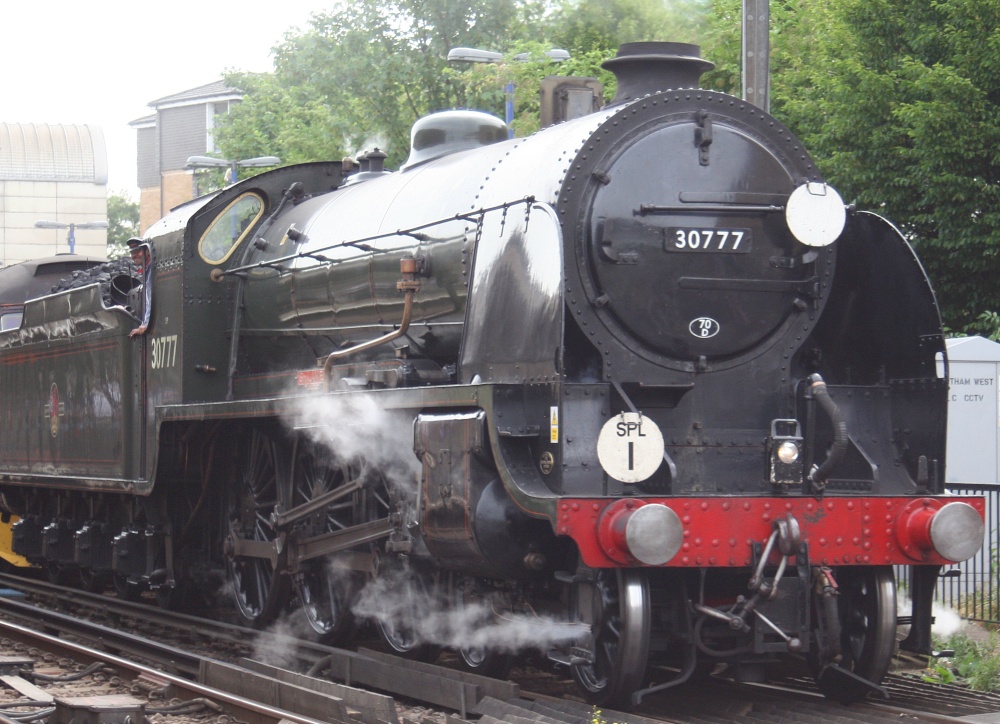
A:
[
  {"left": 185, "top": 155, "right": 281, "bottom": 191},
  {"left": 34, "top": 220, "right": 109, "bottom": 255},
  {"left": 447, "top": 47, "right": 570, "bottom": 138}
]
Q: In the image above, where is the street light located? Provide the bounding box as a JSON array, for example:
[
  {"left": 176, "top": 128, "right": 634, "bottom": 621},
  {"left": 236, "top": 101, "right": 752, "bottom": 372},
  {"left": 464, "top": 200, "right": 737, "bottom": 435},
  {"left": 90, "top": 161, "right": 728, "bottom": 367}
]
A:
[
  {"left": 185, "top": 155, "right": 281, "bottom": 186},
  {"left": 514, "top": 49, "right": 571, "bottom": 62},
  {"left": 447, "top": 47, "right": 570, "bottom": 138},
  {"left": 34, "top": 220, "right": 109, "bottom": 255},
  {"left": 447, "top": 47, "right": 570, "bottom": 63}
]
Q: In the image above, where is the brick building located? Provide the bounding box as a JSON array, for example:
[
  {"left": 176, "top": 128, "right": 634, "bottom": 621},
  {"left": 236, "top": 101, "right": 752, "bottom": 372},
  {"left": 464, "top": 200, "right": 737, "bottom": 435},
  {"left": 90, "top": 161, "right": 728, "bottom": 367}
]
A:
[
  {"left": 0, "top": 123, "right": 108, "bottom": 266},
  {"left": 131, "top": 81, "right": 243, "bottom": 233}
]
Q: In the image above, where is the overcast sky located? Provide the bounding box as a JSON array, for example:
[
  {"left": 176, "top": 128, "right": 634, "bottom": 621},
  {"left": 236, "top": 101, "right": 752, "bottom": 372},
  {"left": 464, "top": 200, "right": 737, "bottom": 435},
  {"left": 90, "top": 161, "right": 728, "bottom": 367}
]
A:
[{"left": 1, "top": 1, "right": 325, "bottom": 196}]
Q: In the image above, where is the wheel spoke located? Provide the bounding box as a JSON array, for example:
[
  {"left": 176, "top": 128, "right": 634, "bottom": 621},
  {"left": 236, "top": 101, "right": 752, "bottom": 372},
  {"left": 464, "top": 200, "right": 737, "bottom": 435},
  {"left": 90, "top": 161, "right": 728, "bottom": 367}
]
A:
[
  {"left": 289, "top": 439, "right": 359, "bottom": 641},
  {"left": 374, "top": 567, "right": 436, "bottom": 660},
  {"left": 571, "top": 569, "right": 650, "bottom": 707},
  {"left": 226, "top": 427, "right": 289, "bottom": 628}
]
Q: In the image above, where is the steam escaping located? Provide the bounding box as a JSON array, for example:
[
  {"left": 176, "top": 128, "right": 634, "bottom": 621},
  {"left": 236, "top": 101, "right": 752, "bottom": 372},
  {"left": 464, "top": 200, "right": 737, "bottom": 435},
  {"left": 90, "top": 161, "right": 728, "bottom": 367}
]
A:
[
  {"left": 276, "top": 392, "right": 586, "bottom": 658},
  {"left": 351, "top": 567, "right": 588, "bottom": 654},
  {"left": 897, "top": 595, "right": 963, "bottom": 639},
  {"left": 252, "top": 613, "right": 315, "bottom": 669},
  {"left": 930, "top": 602, "right": 963, "bottom": 639},
  {"left": 283, "top": 392, "right": 421, "bottom": 494}
]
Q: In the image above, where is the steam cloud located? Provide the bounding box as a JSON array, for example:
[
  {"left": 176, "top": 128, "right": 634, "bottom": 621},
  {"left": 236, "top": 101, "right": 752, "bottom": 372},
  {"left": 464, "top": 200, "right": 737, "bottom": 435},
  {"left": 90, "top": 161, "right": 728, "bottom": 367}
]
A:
[
  {"left": 351, "top": 566, "right": 588, "bottom": 653},
  {"left": 898, "top": 595, "right": 963, "bottom": 639},
  {"left": 278, "top": 393, "right": 588, "bottom": 657},
  {"left": 283, "top": 392, "right": 421, "bottom": 494},
  {"left": 252, "top": 612, "right": 314, "bottom": 669}
]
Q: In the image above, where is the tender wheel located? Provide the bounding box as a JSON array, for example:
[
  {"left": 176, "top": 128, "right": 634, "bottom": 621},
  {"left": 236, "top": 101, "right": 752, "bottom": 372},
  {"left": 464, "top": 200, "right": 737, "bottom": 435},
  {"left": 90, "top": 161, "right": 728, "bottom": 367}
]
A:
[
  {"left": 571, "top": 569, "right": 651, "bottom": 708},
  {"left": 154, "top": 585, "right": 177, "bottom": 609},
  {"left": 46, "top": 563, "right": 75, "bottom": 586},
  {"left": 154, "top": 580, "right": 184, "bottom": 610},
  {"left": 225, "top": 426, "right": 290, "bottom": 628},
  {"left": 113, "top": 574, "right": 142, "bottom": 601},
  {"left": 813, "top": 566, "right": 896, "bottom": 703},
  {"left": 290, "top": 439, "right": 357, "bottom": 643},
  {"left": 78, "top": 567, "right": 108, "bottom": 593}
]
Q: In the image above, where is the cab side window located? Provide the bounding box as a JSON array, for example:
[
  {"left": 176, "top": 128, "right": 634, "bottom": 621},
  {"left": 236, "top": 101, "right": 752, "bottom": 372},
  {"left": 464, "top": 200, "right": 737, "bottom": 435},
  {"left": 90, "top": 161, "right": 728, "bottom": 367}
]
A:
[
  {"left": 199, "top": 194, "right": 265, "bottom": 264},
  {"left": 0, "top": 311, "right": 22, "bottom": 332}
]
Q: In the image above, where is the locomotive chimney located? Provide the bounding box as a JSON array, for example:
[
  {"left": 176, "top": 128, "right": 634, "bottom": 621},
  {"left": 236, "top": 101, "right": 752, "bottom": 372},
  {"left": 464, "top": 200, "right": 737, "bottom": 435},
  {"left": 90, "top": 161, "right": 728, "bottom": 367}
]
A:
[{"left": 602, "top": 42, "right": 715, "bottom": 106}]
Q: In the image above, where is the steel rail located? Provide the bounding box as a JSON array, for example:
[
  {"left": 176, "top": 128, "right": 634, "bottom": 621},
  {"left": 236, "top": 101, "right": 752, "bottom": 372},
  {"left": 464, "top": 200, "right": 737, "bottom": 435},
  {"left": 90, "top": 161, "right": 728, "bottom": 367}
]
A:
[
  {"left": 0, "top": 572, "right": 258, "bottom": 647},
  {"left": 4, "top": 574, "right": 993, "bottom": 724},
  {"left": 0, "top": 593, "right": 204, "bottom": 676},
  {"left": 0, "top": 618, "right": 332, "bottom": 724},
  {"left": 0, "top": 575, "right": 517, "bottom": 718}
]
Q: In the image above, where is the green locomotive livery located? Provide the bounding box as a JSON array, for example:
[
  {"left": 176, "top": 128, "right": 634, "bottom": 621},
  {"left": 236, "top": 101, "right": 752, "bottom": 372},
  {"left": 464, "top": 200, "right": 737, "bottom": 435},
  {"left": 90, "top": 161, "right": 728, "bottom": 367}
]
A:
[{"left": 0, "top": 43, "right": 985, "bottom": 709}]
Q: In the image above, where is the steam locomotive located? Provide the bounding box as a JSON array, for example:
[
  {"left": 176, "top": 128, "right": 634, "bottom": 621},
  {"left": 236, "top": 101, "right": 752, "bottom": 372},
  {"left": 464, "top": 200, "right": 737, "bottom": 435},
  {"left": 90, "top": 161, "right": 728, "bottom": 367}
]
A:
[{"left": 0, "top": 42, "right": 985, "bottom": 708}]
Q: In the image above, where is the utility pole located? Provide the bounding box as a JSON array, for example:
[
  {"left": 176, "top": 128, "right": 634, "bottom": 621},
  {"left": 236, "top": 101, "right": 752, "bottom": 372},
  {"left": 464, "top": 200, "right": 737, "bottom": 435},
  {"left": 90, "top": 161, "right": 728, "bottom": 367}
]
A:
[{"left": 743, "top": 0, "right": 770, "bottom": 112}]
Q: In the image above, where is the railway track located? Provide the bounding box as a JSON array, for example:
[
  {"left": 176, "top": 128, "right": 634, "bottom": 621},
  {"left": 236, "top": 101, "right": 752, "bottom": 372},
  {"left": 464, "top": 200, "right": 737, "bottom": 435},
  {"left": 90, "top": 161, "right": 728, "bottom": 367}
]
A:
[{"left": 0, "top": 574, "right": 997, "bottom": 724}]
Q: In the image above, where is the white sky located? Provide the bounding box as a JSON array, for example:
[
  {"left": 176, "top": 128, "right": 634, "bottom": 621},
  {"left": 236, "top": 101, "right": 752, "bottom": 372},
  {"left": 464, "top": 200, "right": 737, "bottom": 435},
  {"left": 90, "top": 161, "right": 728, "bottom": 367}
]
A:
[{"left": 1, "top": 1, "right": 326, "bottom": 197}]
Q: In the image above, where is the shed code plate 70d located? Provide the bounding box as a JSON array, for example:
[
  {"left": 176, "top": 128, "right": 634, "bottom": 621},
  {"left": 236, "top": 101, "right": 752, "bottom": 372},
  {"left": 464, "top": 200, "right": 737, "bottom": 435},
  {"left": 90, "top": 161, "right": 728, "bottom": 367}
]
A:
[{"left": 665, "top": 228, "right": 751, "bottom": 253}]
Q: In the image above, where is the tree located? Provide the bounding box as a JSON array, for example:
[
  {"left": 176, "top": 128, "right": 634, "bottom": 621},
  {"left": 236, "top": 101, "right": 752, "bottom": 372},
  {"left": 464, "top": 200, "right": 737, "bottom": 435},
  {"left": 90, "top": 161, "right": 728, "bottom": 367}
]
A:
[
  {"left": 214, "top": 71, "right": 347, "bottom": 169},
  {"left": 217, "top": 0, "right": 710, "bottom": 166},
  {"left": 550, "top": 0, "right": 711, "bottom": 54},
  {"left": 705, "top": 0, "right": 1000, "bottom": 337},
  {"left": 107, "top": 190, "right": 139, "bottom": 260},
  {"left": 445, "top": 43, "right": 617, "bottom": 137},
  {"left": 217, "top": 0, "right": 551, "bottom": 168}
]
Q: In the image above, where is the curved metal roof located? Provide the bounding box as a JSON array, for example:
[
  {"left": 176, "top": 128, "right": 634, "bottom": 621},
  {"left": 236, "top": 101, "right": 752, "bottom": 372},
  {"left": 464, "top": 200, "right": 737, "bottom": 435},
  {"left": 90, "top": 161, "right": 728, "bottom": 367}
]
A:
[{"left": 0, "top": 123, "right": 108, "bottom": 183}]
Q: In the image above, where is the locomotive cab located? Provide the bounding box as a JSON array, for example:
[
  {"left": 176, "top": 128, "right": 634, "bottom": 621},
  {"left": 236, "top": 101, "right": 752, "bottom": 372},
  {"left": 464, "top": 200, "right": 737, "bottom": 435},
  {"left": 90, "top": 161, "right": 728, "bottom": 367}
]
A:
[{"left": 140, "top": 161, "right": 348, "bottom": 408}]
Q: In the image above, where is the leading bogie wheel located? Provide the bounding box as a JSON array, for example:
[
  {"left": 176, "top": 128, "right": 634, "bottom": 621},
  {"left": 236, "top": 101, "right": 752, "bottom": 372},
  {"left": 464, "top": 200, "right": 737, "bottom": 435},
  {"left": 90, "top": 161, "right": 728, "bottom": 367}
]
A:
[
  {"left": 812, "top": 565, "right": 896, "bottom": 703},
  {"left": 372, "top": 563, "right": 441, "bottom": 663},
  {"left": 571, "top": 568, "right": 651, "bottom": 708},
  {"left": 453, "top": 587, "right": 513, "bottom": 678},
  {"left": 457, "top": 645, "right": 513, "bottom": 679}
]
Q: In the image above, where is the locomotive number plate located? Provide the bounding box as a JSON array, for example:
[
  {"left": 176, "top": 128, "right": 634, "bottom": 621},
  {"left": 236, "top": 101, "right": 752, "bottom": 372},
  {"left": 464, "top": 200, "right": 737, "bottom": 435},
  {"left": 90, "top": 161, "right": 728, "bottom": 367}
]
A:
[{"left": 665, "top": 228, "right": 751, "bottom": 253}]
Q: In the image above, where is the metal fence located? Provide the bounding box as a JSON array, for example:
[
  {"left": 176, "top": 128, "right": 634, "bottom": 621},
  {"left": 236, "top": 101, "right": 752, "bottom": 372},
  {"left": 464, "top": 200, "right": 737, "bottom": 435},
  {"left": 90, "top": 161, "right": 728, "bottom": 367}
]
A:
[{"left": 896, "top": 484, "right": 999, "bottom": 626}]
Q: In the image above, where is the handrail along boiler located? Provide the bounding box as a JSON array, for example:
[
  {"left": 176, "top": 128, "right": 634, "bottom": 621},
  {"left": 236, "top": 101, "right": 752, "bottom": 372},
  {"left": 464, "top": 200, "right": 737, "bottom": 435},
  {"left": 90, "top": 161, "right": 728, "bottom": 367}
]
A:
[{"left": 0, "top": 42, "right": 985, "bottom": 707}]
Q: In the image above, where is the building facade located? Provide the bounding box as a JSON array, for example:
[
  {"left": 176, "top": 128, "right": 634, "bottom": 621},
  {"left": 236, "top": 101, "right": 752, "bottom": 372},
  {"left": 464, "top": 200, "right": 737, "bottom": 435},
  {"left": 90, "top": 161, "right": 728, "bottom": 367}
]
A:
[
  {"left": 0, "top": 123, "right": 108, "bottom": 266},
  {"left": 131, "top": 81, "right": 242, "bottom": 233}
]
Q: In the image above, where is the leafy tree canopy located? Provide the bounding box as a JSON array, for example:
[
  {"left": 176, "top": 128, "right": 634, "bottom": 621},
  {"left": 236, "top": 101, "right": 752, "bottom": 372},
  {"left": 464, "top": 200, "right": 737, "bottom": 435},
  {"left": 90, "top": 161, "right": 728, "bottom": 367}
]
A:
[
  {"left": 706, "top": 0, "right": 1000, "bottom": 336},
  {"left": 106, "top": 190, "right": 139, "bottom": 260},
  {"left": 215, "top": 0, "right": 699, "bottom": 163},
  {"left": 445, "top": 42, "right": 616, "bottom": 137},
  {"left": 218, "top": 0, "right": 551, "bottom": 167},
  {"left": 550, "top": 0, "right": 710, "bottom": 54}
]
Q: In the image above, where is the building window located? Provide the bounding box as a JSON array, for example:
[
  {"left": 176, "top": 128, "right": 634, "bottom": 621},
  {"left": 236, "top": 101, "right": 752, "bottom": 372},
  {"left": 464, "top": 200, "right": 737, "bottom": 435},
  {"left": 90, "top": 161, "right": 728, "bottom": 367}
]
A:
[{"left": 205, "top": 101, "right": 232, "bottom": 152}]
